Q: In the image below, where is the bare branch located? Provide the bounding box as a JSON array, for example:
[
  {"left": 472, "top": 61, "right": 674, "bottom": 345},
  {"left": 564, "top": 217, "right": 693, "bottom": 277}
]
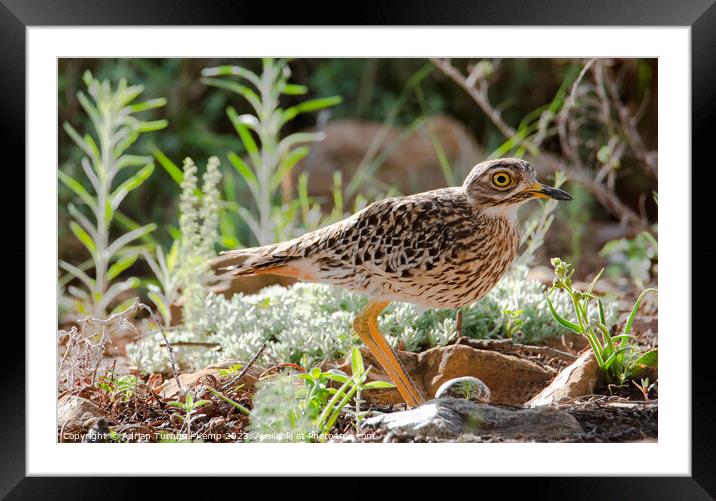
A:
[{"left": 431, "top": 58, "right": 519, "bottom": 141}]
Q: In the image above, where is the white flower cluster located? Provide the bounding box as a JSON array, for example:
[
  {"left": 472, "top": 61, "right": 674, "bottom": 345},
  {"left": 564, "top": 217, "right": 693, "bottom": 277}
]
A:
[{"left": 128, "top": 265, "right": 613, "bottom": 374}]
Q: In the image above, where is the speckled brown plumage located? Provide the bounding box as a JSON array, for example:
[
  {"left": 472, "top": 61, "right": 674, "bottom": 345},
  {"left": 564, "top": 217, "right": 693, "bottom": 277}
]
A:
[{"left": 214, "top": 158, "right": 572, "bottom": 407}]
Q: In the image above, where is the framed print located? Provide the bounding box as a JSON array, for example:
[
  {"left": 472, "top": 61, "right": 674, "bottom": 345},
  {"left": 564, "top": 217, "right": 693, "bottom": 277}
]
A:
[{"left": 3, "top": 0, "right": 715, "bottom": 495}]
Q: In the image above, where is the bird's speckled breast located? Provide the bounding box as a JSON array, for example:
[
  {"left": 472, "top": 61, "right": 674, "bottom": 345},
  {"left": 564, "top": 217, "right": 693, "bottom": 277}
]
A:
[
  {"left": 396, "top": 214, "right": 519, "bottom": 309},
  {"left": 446, "top": 215, "right": 519, "bottom": 307},
  {"left": 359, "top": 211, "right": 520, "bottom": 309}
]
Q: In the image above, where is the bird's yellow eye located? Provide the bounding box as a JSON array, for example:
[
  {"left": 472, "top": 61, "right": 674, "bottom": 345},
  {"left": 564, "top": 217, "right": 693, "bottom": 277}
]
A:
[{"left": 491, "top": 171, "right": 513, "bottom": 188}]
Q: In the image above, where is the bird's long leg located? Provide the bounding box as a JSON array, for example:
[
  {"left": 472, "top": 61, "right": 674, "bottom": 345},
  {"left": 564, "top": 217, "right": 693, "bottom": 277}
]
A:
[{"left": 353, "top": 300, "right": 426, "bottom": 407}]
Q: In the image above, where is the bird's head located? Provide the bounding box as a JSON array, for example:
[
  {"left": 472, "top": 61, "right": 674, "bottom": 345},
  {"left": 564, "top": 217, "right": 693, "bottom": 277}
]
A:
[{"left": 462, "top": 158, "right": 572, "bottom": 215}]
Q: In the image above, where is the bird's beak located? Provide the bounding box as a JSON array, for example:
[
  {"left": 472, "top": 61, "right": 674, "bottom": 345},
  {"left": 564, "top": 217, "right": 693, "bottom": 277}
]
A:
[{"left": 526, "top": 182, "right": 573, "bottom": 201}]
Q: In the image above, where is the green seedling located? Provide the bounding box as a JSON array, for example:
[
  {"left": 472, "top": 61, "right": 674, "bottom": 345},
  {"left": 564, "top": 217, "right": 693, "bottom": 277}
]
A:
[
  {"left": 546, "top": 257, "right": 657, "bottom": 385},
  {"left": 308, "top": 346, "right": 395, "bottom": 436},
  {"left": 167, "top": 392, "right": 211, "bottom": 440},
  {"left": 217, "top": 364, "right": 244, "bottom": 377},
  {"left": 98, "top": 374, "right": 139, "bottom": 403},
  {"left": 632, "top": 377, "right": 657, "bottom": 401}
]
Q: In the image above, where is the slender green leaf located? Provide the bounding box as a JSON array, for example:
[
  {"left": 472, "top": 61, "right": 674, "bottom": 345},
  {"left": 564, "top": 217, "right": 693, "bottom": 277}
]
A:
[
  {"left": 283, "top": 84, "right": 308, "bottom": 95},
  {"left": 110, "top": 296, "right": 139, "bottom": 316},
  {"left": 323, "top": 372, "right": 350, "bottom": 384},
  {"left": 58, "top": 170, "right": 97, "bottom": 212},
  {"left": 597, "top": 298, "right": 607, "bottom": 326},
  {"left": 69, "top": 221, "right": 97, "bottom": 256},
  {"left": 545, "top": 294, "right": 581, "bottom": 332},
  {"left": 316, "top": 377, "right": 352, "bottom": 431},
  {"left": 113, "top": 130, "right": 139, "bottom": 158},
  {"left": 206, "top": 387, "right": 250, "bottom": 415},
  {"left": 118, "top": 84, "right": 144, "bottom": 107},
  {"left": 203, "top": 78, "right": 262, "bottom": 114},
  {"left": 100, "top": 277, "right": 141, "bottom": 311},
  {"left": 322, "top": 385, "right": 358, "bottom": 435},
  {"left": 351, "top": 346, "right": 365, "bottom": 381},
  {"left": 114, "top": 211, "right": 158, "bottom": 245},
  {"left": 106, "top": 223, "right": 157, "bottom": 257},
  {"left": 117, "top": 154, "right": 152, "bottom": 170},
  {"left": 226, "top": 107, "right": 261, "bottom": 167},
  {"left": 76, "top": 91, "right": 101, "bottom": 130},
  {"left": 63, "top": 122, "right": 94, "bottom": 158},
  {"left": 624, "top": 288, "right": 658, "bottom": 335},
  {"left": 277, "top": 132, "right": 325, "bottom": 157},
  {"left": 201, "top": 66, "right": 261, "bottom": 89},
  {"left": 138, "top": 119, "right": 168, "bottom": 132},
  {"left": 129, "top": 97, "right": 167, "bottom": 113},
  {"left": 67, "top": 203, "right": 96, "bottom": 239},
  {"left": 147, "top": 290, "right": 170, "bottom": 325},
  {"left": 67, "top": 285, "right": 89, "bottom": 301},
  {"left": 270, "top": 146, "right": 308, "bottom": 191},
  {"left": 59, "top": 260, "right": 96, "bottom": 291},
  {"left": 227, "top": 151, "right": 259, "bottom": 194},
  {"left": 610, "top": 334, "right": 636, "bottom": 343},
  {"left": 282, "top": 95, "right": 342, "bottom": 122},
  {"left": 107, "top": 253, "right": 138, "bottom": 280},
  {"left": 152, "top": 148, "right": 183, "bottom": 185},
  {"left": 603, "top": 347, "right": 628, "bottom": 370},
  {"left": 82, "top": 69, "right": 94, "bottom": 88},
  {"left": 110, "top": 163, "right": 154, "bottom": 209},
  {"left": 363, "top": 380, "right": 396, "bottom": 390}
]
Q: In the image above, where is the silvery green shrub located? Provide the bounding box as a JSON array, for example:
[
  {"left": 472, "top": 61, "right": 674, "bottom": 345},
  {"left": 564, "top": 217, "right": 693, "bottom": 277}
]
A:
[{"left": 127, "top": 264, "right": 608, "bottom": 374}]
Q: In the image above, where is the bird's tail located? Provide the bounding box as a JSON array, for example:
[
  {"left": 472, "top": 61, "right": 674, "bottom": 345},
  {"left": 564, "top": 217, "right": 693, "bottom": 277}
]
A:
[{"left": 211, "top": 243, "right": 299, "bottom": 279}]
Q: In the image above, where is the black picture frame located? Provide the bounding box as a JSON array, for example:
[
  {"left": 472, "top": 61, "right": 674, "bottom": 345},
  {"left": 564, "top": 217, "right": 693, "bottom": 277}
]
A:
[{"left": 3, "top": 0, "right": 713, "bottom": 495}]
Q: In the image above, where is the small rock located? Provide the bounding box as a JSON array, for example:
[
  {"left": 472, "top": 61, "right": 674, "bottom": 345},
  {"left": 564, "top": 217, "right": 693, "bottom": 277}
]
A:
[
  {"left": 526, "top": 350, "right": 601, "bottom": 407},
  {"left": 58, "top": 395, "right": 105, "bottom": 430},
  {"left": 435, "top": 377, "right": 490, "bottom": 403},
  {"left": 364, "top": 398, "right": 582, "bottom": 441}
]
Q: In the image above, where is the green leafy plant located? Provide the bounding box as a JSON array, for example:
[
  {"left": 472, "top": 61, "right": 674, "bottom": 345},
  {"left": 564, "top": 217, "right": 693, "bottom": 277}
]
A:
[
  {"left": 546, "top": 257, "right": 658, "bottom": 385},
  {"left": 247, "top": 347, "right": 393, "bottom": 442},
  {"left": 59, "top": 70, "right": 167, "bottom": 318},
  {"left": 167, "top": 391, "right": 211, "bottom": 440},
  {"left": 201, "top": 58, "right": 342, "bottom": 246},
  {"left": 304, "top": 347, "right": 394, "bottom": 435},
  {"left": 98, "top": 374, "right": 139, "bottom": 402}
]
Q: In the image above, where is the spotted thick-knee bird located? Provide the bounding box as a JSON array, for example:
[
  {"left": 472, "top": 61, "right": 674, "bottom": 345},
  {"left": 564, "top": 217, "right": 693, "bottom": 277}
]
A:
[{"left": 213, "top": 158, "right": 572, "bottom": 407}]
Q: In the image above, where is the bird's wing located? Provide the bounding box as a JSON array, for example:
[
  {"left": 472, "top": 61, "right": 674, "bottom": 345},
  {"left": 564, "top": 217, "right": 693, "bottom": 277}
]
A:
[{"left": 322, "top": 189, "right": 470, "bottom": 279}]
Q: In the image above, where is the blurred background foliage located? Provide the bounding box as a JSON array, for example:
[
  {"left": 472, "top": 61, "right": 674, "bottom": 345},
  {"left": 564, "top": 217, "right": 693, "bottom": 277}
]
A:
[{"left": 59, "top": 58, "right": 657, "bottom": 287}]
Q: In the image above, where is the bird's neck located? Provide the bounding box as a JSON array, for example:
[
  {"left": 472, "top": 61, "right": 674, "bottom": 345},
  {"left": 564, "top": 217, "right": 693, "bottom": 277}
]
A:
[{"left": 481, "top": 204, "right": 520, "bottom": 225}]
